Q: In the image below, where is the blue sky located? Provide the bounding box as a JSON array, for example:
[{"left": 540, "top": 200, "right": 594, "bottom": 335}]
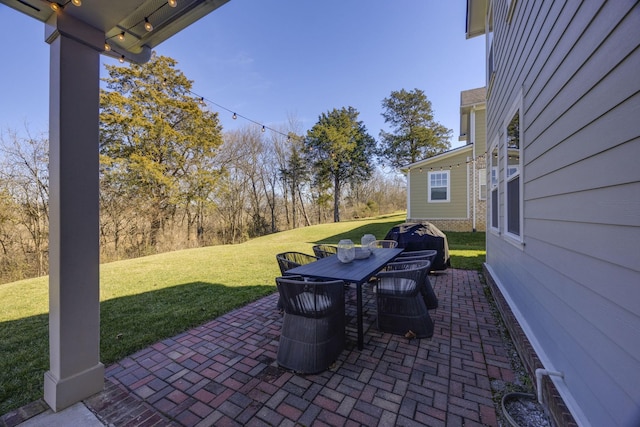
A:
[{"left": 0, "top": 0, "right": 485, "bottom": 149}]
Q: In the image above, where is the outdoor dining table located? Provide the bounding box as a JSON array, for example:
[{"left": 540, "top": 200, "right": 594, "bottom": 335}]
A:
[{"left": 284, "top": 247, "right": 404, "bottom": 350}]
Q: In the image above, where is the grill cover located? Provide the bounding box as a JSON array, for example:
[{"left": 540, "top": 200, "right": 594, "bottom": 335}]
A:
[{"left": 384, "top": 222, "right": 450, "bottom": 271}]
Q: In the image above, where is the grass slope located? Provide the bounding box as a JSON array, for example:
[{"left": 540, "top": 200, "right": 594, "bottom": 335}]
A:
[{"left": 0, "top": 213, "right": 484, "bottom": 414}]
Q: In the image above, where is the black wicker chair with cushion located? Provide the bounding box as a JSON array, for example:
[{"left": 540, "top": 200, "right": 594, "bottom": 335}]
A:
[
  {"left": 275, "top": 251, "right": 318, "bottom": 275},
  {"left": 385, "top": 259, "right": 438, "bottom": 309},
  {"left": 312, "top": 244, "right": 338, "bottom": 259},
  {"left": 375, "top": 261, "right": 434, "bottom": 338},
  {"left": 275, "top": 276, "right": 346, "bottom": 374}
]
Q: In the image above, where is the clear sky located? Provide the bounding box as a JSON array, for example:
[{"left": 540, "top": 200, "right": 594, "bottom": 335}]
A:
[{"left": 0, "top": 0, "right": 485, "bottom": 149}]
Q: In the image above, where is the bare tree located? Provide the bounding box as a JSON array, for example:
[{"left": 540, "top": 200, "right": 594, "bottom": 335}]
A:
[{"left": 0, "top": 128, "right": 49, "bottom": 277}]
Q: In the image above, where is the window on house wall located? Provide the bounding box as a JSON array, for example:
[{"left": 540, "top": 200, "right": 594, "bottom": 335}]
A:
[
  {"left": 505, "top": 106, "right": 522, "bottom": 238},
  {"left": 490, "top": 143, "right": 499, "bottom": 230},
  {"left": 478, "top": 169, "right": 487, "bottom": 200},
  {"left": 428, "top": 171, "right": 450, "bottom": 202}
]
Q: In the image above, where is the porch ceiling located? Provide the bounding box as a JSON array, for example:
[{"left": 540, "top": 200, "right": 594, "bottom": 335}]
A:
[{"left": 0, "top": 0, "right": 230, "bottom": 62}]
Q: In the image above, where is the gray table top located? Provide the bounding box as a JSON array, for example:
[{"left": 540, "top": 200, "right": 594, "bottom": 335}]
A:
[{"left": 285, "top": 248, "right": 404, "bottom": 283}]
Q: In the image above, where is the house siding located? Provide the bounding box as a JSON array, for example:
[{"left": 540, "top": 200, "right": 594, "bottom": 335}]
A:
[
  {"left": 407, "top": 150, "right": 472, "bottom": 227},
  {"left": 484, "top": 1, "right": 640, "bottom": 427},
  {"left": 406, "top": 98, "right": 487, "bottom": 232}
]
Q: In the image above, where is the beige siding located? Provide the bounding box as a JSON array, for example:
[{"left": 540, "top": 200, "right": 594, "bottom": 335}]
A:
[
  {"left": 408, "top": 150, "right": 470, "bottom": 220},
  {"left": 485, "top": 1, "right": 640, "bottom": 426},
  {"left": 474, "top": 108, "right": 487, "bottom": 155}
]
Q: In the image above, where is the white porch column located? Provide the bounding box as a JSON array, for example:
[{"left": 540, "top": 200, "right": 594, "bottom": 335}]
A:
[{"left": 44, "top": 13, "right": 104, "bottom": 411}]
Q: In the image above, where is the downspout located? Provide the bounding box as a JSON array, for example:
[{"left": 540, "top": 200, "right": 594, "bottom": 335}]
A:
[
  {"left": 471, "top": 108, "right": 477, "bottom": 232},
  {"left": 406, "top": 169, "right": 411, "bottom": 221},
  {"left": 535, "top": 369, "right": 564, "bottom": 405}
]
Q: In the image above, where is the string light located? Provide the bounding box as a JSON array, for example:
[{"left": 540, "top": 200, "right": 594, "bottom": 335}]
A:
[
  {"left": 104, "top": 42, "right": 111, "bottom": 52},
  {"left": 117, "top": 32, "right": 125, "bottom": 41},
  {"left": 71, "top": 0, "right": 81, "bottom": 6},
  {"left": 190, "top": 92, "right": 300, "bottom": 141},
  {"left": 144, "top": 18, "right": 153, "bottom": 32},
  {"left": 412, "top": 154, "right": 487, "bottom": 172},
  {"left": 50, "top": 2, "right": 61, "bottom": 11},
  {"left": 119, "top": 55, "right": 125, "bottom": 63},
  {"left": 168, "top": 0, "right": 177, "bottom": 7}
]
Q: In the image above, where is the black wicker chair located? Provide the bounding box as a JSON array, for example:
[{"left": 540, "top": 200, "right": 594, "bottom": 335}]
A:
[
  {"left": 385, "top": 259, "right": 438, "bottom": 309},
  {"left": 375, "top": 260, "right": 434, "bottom": 338},
  {"left": 312, "top": 244, "right": 338, "bottom": 258},
  {"left": 275, "top": 276, "right": 345, "bottom": 374},
  {"left": 276, "top": 251, "right": 318, "bottom": 275},
  {"left": 396, "top": 249, "right": 438, "bottom": 265}
]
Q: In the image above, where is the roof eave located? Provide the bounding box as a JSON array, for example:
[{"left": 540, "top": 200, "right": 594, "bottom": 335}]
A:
[{"left": 466, "top": 0, "right": 487, "bottom": 39}]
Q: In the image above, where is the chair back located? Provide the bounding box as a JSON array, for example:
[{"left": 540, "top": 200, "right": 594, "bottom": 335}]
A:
[
  {"left": 397, "top": 249, "right": 438, "bottom": 263},
  {"left": 275, "top": 251, "right": 318, "bottom": 275},
  {"left": 369, "top": 239, "right": 398, "bottom": 249},
  {"left": 312, "top": 244, "right": 338, "bottom": 258},
  {"left": 376, "top": 261, "right": 429, "bottom": 296},
  {"left": 385, "top": 259, "right": 437, "bottom": 309},
  {"left": 276, "top": 276, "right": 344, "bottom": 318}
]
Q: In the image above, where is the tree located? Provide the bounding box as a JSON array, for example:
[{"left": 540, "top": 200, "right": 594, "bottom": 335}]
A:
[
  {"left": 100, "top": 54, "right": 223, "bottom": 251},
  {"left": 0, "top": 129, "right": 49, "bottom": 278},
  {"left": 379, "top": 88, "right": 452, "bottom": 168},
  {"left": 305, "top": 107, "right": 376, "bottom": 222}
]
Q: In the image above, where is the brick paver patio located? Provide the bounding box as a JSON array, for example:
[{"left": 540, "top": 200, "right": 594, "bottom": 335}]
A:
[{"left": 3, "top": 269, "right": 519, "bottom": 426}]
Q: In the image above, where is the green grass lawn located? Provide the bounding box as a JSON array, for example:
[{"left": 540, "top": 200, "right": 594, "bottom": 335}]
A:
[{"left": 0, "top": 212, "right": 485, "bottom": 414}]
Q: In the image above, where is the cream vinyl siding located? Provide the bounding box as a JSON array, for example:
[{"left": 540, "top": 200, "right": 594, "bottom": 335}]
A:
[{"left": 484, "top": 1, "right": 640, "bottom": 426}]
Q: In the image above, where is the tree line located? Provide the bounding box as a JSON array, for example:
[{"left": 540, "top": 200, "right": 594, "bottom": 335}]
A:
[{"left": 0, "top": 54, "right": 450, "bottom": 284}]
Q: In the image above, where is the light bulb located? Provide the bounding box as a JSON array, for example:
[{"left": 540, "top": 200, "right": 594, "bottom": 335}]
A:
[
  {"left": 232, "top": 113, "right": 237, "bottom": 120},
  {"left": 50, "top": 2, "right": 61, "bottom": 11},
  {"left": 119, "top": 55, "right": 125, "bottom": 63},
  {"left": 71, "top": 0, "right": 81, "bottom": 6},
  {"left": 144, "top": 18, "right": 153, "bottom": 32},
  {"left": 104, "top": 42, "right": 111, "bottom": 52},
  {"left": 261, "top": 126, "right": 266, "bottom": 133},
  {"left": 118, "top": 32, "right": 125, "bottom": 41},
  {"left": 168, "top": 0, "right": 177, "bottom": 7}
]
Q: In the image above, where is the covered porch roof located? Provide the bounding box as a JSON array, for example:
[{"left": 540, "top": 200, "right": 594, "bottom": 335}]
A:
[
  {"left": 0, "top": 0, "right": 231, "bottom": 413},
  {"left": 1, "top": 0, "right": 229, "bottom": 63}
]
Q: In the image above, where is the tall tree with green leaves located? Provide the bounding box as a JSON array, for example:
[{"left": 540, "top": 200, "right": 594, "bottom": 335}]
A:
[
  {"left": 100, "top": 54, "right": 223, "bottom": 249},
  {"left": 379, "top": 88, "right": 452, "bottom": 168},
  {"left": 305, "top": 107, "right": 376, "bottom": 222}
]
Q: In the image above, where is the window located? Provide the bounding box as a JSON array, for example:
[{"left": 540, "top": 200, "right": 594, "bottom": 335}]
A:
[
  {"left": 428, "top": 171, "right": 449, "bottom": 202},
  {"left": 505, "top": 102, "right": 522, "bottom": 239},
  {"left": 478, "top": 169, "right": 486, "bottom": 200},
  {"left": 489, "top": 142, "right": 499, "bottom": 230}
]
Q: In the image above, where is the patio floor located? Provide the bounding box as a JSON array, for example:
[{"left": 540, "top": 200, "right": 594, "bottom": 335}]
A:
[{"left": 8, "top": 268, "right": 520, "bottom": 426}]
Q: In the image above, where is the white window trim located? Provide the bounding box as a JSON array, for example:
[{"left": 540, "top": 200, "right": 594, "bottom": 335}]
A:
[
  {"left": 503, "top": 94, "right": 524, "bottom": 246},
  {"left": 428, "top": 170, "right": 450, "bottom": 203},
  {"left": 489, "top": 137, "right": 500, "bottom": 234},
  {"left": 478, "top": 169, "right": 487, "bottom": 201},
  {"left": 506, "top": 0, "right": 517, "bottom": 23}
]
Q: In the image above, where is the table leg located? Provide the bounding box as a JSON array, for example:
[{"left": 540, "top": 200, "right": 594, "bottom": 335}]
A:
[{"left": 357, "top": 281, "right": 363, "bottom": 350}]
